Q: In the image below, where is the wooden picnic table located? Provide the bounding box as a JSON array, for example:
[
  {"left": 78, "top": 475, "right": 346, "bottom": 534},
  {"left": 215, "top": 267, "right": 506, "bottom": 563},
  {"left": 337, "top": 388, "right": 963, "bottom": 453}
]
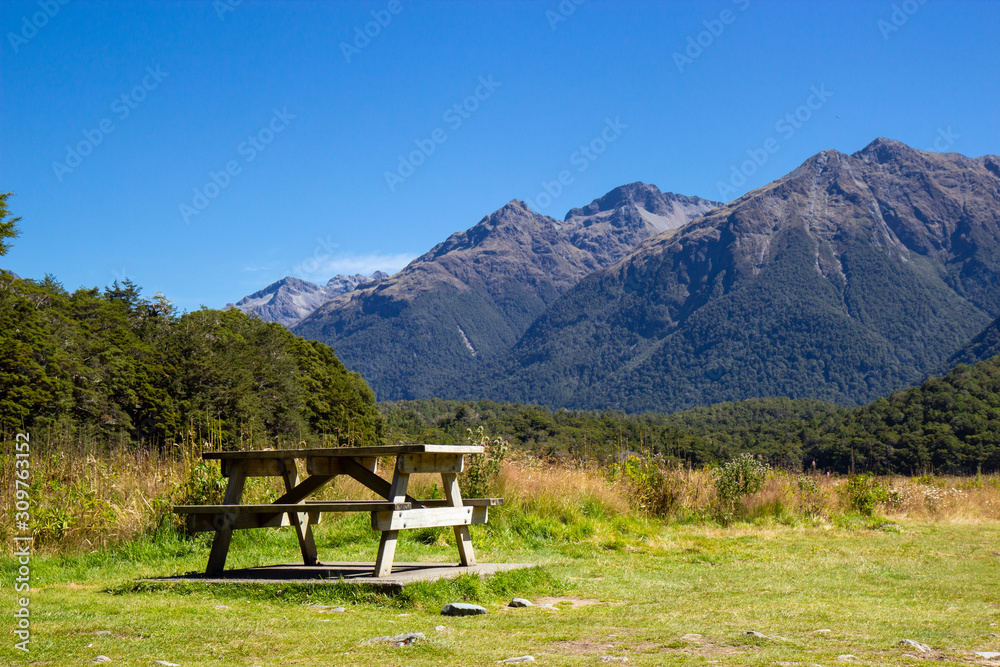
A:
[{"left": 173, "top": 445, "right": 503, "bottom": 578}]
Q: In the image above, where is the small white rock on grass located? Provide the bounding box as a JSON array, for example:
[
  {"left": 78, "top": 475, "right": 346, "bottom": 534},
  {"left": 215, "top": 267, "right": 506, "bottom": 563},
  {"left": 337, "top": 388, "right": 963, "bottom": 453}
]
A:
[
  {"left": 153, "top": 661, "right": 181, "bottom": 666},
  {"left": 92, "top": 657, "right": 112, "bottom": 664},
  {"left": 362, "top": 632, "right": 424, "bottom": 647},
  {"left": 499, "top": 657, "right": 535, "bottom": 664},
  {"left": 899, "top": 639, "right": 932, "bottom": 653}
]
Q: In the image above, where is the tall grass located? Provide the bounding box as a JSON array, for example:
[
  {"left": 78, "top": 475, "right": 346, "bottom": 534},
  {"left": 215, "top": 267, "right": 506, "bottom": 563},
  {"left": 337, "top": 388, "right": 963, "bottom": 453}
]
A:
[{"left": 4, "top": 439, "right": 1000, "bottom": 557}]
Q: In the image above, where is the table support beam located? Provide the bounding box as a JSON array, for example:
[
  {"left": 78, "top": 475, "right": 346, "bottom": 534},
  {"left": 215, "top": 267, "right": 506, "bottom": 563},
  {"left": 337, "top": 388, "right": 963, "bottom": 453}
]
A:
[
  {"left": 280, "top": 458, "right": 319, "bottom": 566},
  {"left": 206, "top": 461, "right": 248, "bottom": 576},
  {"left": 374, "top": 468, "right": 410, "bottom": 577},
  {"left": 442, "top": 472, "right": 476, "bottom": 566}
]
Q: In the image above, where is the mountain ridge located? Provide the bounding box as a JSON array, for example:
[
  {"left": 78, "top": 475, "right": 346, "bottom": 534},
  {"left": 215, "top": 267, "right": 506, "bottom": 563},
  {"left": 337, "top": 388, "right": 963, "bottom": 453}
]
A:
[
  {"left": 292, "top": 183, "right": 721, "bottom": 399},
  {"left": 475, "top": 138, "right": 1000, "bottom": 412},
  {"left": 229, "top": 271, "right": 388, "bottom": 327}
]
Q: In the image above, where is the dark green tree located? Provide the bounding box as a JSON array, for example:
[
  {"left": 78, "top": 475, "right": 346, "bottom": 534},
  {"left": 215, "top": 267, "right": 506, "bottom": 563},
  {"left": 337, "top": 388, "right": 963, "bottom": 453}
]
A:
[{"left": 0, "top": 192, "right": 21, "bottom": 256}]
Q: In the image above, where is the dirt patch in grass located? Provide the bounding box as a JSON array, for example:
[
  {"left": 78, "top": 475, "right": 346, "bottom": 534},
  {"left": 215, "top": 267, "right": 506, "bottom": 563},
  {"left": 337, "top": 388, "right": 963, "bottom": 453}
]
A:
[
  {"left": 549, "top": 638, "right": 616, "bottom": 655},
  {"left": 533, "top": 596, "right": 602, "bottom": 609}
]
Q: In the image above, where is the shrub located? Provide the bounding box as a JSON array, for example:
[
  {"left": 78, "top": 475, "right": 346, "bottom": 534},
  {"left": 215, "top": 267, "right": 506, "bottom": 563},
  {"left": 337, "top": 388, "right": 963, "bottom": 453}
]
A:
[
  {"left": 461, "top": 426, "right": 509, "bottom": 498},
  {"left": 842, "top": 474, "right": 899, "bottom": 517},
  {"left": 714, "top": 453, "right": 770, "bottom": 523}
]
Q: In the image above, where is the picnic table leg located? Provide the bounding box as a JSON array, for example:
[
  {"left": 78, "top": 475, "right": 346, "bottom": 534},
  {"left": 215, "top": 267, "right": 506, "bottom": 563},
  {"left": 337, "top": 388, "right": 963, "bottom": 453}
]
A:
[
  {"left": 374, "top": 467, "right": 410, "bottom": 577},
  {"left": 206, "top": 461, "right": 248, "bottom": 576},
  {"left": 442, "top": 472, "right": 476, "bottom": 567},
  {"left": 281, "top": 458, "right": 319, "bottom": 566}
]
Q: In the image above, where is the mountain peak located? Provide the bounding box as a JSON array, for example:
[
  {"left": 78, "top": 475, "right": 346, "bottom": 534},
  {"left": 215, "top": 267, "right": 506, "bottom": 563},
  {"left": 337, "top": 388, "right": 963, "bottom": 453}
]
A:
[
  {"left": 503, "top": 199, "right": 533, "bottom": 215},
  {"left": 564, "top": 181, "right": 663, "bottom": 220},
  {"left": 229, "top": 272, "right": 382, "bottom": 327},
  {"left": 562, "top": 182, "right": 720, "bottom": 235},
  {"left": 852, "top": 137, "right": 918, "bottom": 163}
]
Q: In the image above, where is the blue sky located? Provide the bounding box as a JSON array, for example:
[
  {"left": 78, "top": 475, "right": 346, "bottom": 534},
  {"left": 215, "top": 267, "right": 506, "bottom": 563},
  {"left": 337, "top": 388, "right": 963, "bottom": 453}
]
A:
[{"left": 1, "top": 0, "right": 998, "bottom": 311}]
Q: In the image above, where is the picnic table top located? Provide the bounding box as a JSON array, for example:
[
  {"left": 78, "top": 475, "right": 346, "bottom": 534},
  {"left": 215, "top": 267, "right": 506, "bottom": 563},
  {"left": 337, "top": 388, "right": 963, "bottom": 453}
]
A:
[{"left": 202, "top": 444, "right": 484, "bottom": 460}]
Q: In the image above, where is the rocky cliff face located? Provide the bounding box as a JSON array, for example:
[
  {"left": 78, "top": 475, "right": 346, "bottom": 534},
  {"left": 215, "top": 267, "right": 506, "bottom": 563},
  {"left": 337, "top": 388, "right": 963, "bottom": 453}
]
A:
[
  {"left": 229, "top": 272, "right": 387, "bottom": 327},
  {"left": 482, "top": 139, "right": 1000, "bottom": 411},
  {"left": 292, "top": 184, "right": 719, "bottom": 399}
]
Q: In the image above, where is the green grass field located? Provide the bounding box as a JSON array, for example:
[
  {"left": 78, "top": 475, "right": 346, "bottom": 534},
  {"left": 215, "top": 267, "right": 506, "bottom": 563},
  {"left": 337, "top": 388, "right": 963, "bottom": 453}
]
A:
[{"left": 4, "top": 512, "right": 999, "bottom": 666}]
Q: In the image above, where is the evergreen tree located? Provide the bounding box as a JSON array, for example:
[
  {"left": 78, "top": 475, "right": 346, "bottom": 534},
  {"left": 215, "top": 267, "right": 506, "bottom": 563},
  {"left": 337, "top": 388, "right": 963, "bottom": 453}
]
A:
[{"left": 0, "top": 192, "right": 21, "bottom": 256}]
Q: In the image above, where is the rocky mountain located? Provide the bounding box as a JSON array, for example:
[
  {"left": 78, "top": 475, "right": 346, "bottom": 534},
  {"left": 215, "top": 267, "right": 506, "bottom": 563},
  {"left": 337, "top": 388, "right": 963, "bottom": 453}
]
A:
[
  {"left": 230, "top": 272, "right": 388, "bottom": 327},
  {"left": 477, "top": 138, "right": 1000, "bottom": 412},
  {"left": 292, "top": 184, "right": 720, "bottom": 399}
]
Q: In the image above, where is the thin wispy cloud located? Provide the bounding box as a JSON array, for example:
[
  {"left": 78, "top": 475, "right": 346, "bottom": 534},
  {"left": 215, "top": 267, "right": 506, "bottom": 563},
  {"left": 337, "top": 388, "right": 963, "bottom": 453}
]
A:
[{"left": 294, "top": 252, "right": 417, "bottom": 281}]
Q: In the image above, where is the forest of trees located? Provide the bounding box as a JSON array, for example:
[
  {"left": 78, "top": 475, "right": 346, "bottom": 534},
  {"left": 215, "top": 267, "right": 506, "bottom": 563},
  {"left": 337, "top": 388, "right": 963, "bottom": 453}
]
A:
[
  {"left": 382, "top": 354, "right": 1000, "bottom": 474},
  {"left": 0, "top": 272, "right": 382, "bottom": 448}
]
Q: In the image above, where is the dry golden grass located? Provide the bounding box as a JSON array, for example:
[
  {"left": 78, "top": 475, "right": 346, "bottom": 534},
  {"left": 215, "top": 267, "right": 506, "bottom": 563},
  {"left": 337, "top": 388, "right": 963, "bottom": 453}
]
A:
[
  {"left": 496, "top": 454, "right": 630, "bottom": 518},
  {"left": 5, "top": 438, "right": 1000, "bottom": 557},
  {"left": 0, "top": 440, "right": 201, "bottom": 553},
  {"left": 883, "top": 475, "right": 1000, "bottom": 522}
]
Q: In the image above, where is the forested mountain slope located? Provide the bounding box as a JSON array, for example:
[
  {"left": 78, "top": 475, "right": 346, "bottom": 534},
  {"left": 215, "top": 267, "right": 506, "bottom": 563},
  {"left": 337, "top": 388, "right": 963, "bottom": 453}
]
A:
[
  {"left": 481, "top": 139, "right": 1000, "bottom": 412},
  {"left": 293, "top": 183, "right": 718, "bottom": 399},
  {"left": 382, "top": 352, "right": 1000, "bottom": 474}
]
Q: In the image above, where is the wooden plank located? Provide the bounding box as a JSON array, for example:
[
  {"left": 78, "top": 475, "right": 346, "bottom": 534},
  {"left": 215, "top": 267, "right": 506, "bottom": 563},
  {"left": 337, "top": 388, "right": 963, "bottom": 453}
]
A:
[
  {"left": 374, "top": 467, "right": 410, "bottom": 577},
  {"left": 417, "top": 498, "right": 504, "bottom": 507},
  {"left": 175, "top": 501, "right": 410, "bottom": 513},
  {"left": 308, "top": 456, "right": 377, "bottom": 476},
  {"left": 186, "top": 511, "right": 302, "bottom": 533},
  {"left": 338, "top": 458, "right": 425, "bottom": 508},
  {"left": 398, "top": 453, "right": 464, "bottom": 474},
  {"left": 203, "top": 444, "right": 483, "bottom": 460},
  {"left": 442, "top": 472, "right": 476, "bottom": 567},
  {"left": 270, "top": 473, "right": 334, "bottom": 506},
  {"left": 372, "top": 506, "right": 480, "bottom": 531},
  {"left": 221, "top": 457, "right": 288, "bottom": 477},
  {"left": 374, "top": 531, "right": 399, "bottom": 579},
  {"left": 181, "top": 474, "right": 338, "bottom": 530},
  {"left": 281, "top": 460, "right": 318, "bottom": 567},
  {"left": 305, "top": 456, "right": 341, "bottom": 476},
  {"left": 205, "top": 461, "right": 247, "bottom": 575}
]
